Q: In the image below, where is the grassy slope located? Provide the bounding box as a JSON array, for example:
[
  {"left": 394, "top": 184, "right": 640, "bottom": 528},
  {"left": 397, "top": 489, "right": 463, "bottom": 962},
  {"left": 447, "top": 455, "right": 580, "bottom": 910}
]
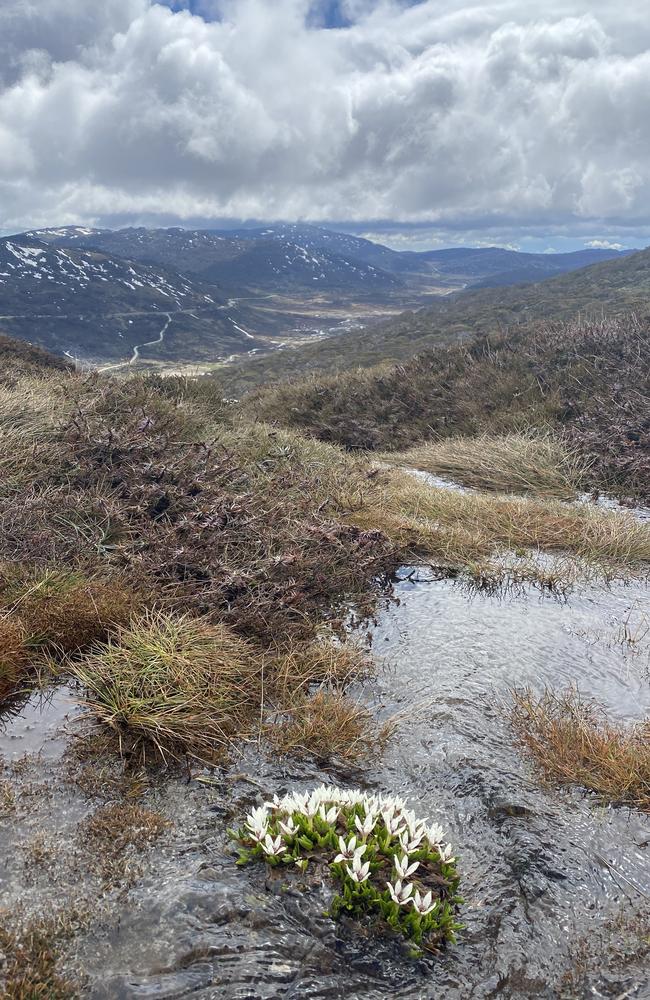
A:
[
  {"left": 212, "top": 247, "right": 650, "bottom": 395},
  {"left": 238, "top": 316, "right": 650, "bottom": 499}
]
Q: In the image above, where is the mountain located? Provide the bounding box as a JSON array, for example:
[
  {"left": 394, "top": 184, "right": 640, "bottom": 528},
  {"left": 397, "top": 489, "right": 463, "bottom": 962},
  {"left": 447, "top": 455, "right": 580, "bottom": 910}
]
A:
[
  {"left": 211, "top": 246, "right": 650, "bottom": 394},
  {"left": 2, "top": 224, "right": 640, "bottom": 368},
  {"left": 29, "top": 224, "right": 632, "bottom": 296},
  {"left": 28, "top": 225, "right": 404, "bottom": 298},
  {"left": 0, "top": 235, "right": 266, "bottom": 364},
  {"left": 414, "top": 246, "right": 638, "bottom": 288}
]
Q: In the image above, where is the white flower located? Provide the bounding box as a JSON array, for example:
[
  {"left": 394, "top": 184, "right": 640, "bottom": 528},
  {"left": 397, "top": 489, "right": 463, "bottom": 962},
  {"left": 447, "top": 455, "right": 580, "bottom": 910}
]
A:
[
  {"left": 245, "top": 806, "right": 269, "bottom": 842},
  {"left": 398, "top": 828, "right": 425, "bottom": 853},
  {"left": 386, "top": 879, "right": 414, "bottom": 906},
  {"left": 262, "top": 834, "right": 286, "bottom": 857},
  {"left": 354, "top": 811, "right": 378, "bottom": 838},
  {"left": 318, "top": 804, "right": 339, "bottom": 824},
  {"left": 334, "top": 835, "right": 366, "bottom": 864},
  {"left": 382, "top": 811, "right": 407, "bottom": 837},
  {"left": 284, "top": 793, "right": 308, "bottom": 814},
  {"left": 426, "top": 823, "right": 445, "bottom": 847},
  {"left": 279, "top": 818, "right": 298, "bottom": 837},
  {"left": 345, "top": 853, "right": 371, "bottom": 883},
  {"left": 438, "top": 843, "right": 455, "bottom": 864},
  {"left": 411, "top": 889, "right": 438, "bottom": 916},
  {"left": 394, "top": 854, "right": 420, "bottom": 880}
]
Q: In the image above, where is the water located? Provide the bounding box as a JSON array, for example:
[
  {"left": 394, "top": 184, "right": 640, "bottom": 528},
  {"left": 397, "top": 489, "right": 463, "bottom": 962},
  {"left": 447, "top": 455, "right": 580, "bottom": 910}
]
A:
[{"left": 1, "top": 572, "right": 649, "bottom": 998}]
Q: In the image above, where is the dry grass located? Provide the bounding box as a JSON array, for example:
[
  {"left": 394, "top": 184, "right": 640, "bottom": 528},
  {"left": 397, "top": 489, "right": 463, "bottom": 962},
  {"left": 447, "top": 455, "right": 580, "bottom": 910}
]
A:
[
  {"left": 0, "top": 618, "right": 29, "bottom": 704},
  {"left": 512, "top": 687, "right": 650, "bottom": 810},
  {"left": 0, "top": 911, "right": 81, "bottom": 999},
  {"left": 384, "top": 431, "right": 592, "bottom": 499},
  {"left": 269, "top": 639, "right": 373, "bottom": 701},
  {"left": 80, "top": 802, "right": 170, "bottom": 885},
  {"left": 0, "top": 569, "right": 140, "bottom": 655},
  {"left": 265, "top": 689, "right": 387, "bottom": 763},
  {"left": 71, "top": 611, "right": 263, "bottom": 762},
  {"left": 352, "top": 469, "right": 650, "bottom": 574}
]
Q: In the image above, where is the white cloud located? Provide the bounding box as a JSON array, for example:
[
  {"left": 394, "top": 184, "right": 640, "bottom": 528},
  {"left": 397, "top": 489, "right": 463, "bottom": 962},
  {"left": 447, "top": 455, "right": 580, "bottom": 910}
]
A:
[
  {"left": 585, "top": 238, "right": 624, "bottom": 250},
  {"left": 0, "top": 0, "right": 650, "bottom": 231}
]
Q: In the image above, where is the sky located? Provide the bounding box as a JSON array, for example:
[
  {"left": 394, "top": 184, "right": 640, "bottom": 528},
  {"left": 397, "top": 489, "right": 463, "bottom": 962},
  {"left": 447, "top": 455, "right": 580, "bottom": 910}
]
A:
[{"left": 1, "top": 0, "right": 649, "bottom": 252}]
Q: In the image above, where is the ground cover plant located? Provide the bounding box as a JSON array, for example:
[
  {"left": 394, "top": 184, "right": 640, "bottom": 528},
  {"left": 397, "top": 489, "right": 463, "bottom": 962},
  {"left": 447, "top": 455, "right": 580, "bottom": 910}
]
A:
[
  {"left": 234, "top": 784, "right": 462, "bottom": 954},
  {"left": 511, "top": 688, "right": 650, "bottom": 811}
]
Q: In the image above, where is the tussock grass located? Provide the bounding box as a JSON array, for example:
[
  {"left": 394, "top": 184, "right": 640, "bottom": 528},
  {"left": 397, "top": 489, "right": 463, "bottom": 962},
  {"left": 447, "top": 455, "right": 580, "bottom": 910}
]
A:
[
  {"left": 72, "top": 611, "right": 263, "bottom": 761},
  {"left": 384, "top": 431, "right": 591, "bottom": 499},
  {"left": 0, "top": 569, "right": 140, "bottom": 654},
  {"left": 353, "top": 470, "right": 650, "bottom": 573},
  {"left": 269, "top": 640, "right": 373, "bottom": 700},
  {"left": 266, "top": 689, "right": 385, "bottom": 763},
  {"left": 0, "top": 910, "right": 81, "bottom": 999},
  {"left": 512, "top": 688, "right": 650, "bottom": 811},
  {"left": 0, "top": 618, "right": 29, "bottom": 704}
]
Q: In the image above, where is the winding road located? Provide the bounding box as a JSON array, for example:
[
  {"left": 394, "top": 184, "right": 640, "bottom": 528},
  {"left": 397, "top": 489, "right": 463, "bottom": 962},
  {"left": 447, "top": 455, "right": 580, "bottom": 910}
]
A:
[{"left": 98, "top": 312, "right": 173, "bottom": 372}]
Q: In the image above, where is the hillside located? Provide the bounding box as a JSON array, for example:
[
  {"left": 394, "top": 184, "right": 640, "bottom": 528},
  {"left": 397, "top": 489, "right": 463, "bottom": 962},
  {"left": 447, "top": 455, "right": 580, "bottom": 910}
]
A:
[
  {"left": 0, "top": 235, "right": 273, "bottom": 364},
  {"left": 213, "top": 246, "right": 650, "bottom": 394},
  {"left": 1, "top": 225, "right": 638, "bottom": 368}
]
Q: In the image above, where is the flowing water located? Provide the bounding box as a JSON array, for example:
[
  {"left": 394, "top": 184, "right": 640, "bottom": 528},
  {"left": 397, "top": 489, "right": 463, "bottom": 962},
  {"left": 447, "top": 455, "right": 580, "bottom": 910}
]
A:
[{"left": 1, "top": 565, "right": 649, "bottom": 997}]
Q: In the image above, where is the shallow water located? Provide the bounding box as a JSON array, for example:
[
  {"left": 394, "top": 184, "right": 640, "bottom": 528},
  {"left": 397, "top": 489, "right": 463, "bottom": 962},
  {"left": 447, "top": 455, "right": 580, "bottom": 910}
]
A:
[{"left": 1, "top": 571, "right": 649, "bottom": 998}]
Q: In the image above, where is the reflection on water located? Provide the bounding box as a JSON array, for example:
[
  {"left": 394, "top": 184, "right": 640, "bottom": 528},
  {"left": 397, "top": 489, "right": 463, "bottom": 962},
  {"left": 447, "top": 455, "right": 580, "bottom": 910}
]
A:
[{"left": 1, "top": 572, "right": 649, "bottom": 998}]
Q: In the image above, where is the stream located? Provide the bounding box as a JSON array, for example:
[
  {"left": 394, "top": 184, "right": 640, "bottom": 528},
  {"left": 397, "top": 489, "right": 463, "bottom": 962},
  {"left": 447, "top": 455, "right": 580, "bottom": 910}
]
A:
[{"left": 1, "top": 545, "right": 649, "bottom": 997}]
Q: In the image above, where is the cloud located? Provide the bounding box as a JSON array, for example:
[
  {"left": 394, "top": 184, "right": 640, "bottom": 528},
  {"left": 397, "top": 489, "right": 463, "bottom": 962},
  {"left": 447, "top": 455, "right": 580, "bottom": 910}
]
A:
[
  {"left": 0, "top": 0, "right": 650, "bottom": 232},
  {"left": 585, "top": 238, "right": 625, "bottom": 250}
]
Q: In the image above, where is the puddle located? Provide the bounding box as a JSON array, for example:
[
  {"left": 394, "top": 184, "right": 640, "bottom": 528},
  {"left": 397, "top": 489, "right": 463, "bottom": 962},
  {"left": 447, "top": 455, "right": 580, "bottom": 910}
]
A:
[{"left": 1, "top": 574, "right": 649, "bottom": 998}]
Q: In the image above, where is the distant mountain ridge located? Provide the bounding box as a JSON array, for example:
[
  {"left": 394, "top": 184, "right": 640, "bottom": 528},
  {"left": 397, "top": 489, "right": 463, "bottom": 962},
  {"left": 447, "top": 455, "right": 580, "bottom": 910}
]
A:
[{"left": 0, "top": 222, "right": 639, "bottom": 365}]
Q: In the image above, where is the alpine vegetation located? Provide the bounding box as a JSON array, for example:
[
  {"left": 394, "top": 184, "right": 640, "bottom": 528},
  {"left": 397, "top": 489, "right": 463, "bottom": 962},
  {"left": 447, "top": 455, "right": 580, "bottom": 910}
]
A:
[{"left": 234, "top": 785, "right": 462, "bottom": 954}]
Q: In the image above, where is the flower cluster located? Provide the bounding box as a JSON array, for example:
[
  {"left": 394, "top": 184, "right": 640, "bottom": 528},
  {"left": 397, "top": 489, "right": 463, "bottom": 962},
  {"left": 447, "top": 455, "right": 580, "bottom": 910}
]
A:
[{"left": 234, "top": 784, "right": 462, "bottom": 953}]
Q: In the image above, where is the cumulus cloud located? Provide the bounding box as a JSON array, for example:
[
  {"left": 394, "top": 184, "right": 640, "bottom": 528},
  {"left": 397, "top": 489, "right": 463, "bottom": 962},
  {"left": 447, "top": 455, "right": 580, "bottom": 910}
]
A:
[
  {"left": 585, "top": 238, "right": 625, "bottom": 250},
  {"left": 0, "top": 0, "right": 649, "bottom": 233}
]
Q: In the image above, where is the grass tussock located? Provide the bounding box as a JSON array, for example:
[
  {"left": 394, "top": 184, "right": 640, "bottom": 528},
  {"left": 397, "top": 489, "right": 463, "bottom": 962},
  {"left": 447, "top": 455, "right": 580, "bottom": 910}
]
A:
[
  {"left": 0, "top": 911, "right": 81, "bottom": 1000},
  {"left": 511, "top": 688, "right": 650, "bottom": 811},
  {"left": 0, "top": 618, "right": 29, "bottom": 704},
  {"left": 71, "top": 615, "right": 382, "bottom": 763},
  {"left": 384, "top": 431, "right": 591, "bottom": 499},
  {"left": 71, "top": 611, "right": 262, "bottom": 762},
  {"left": 0, "top": 569, "right": 140, "bottom": 654},
  {"left": 353, "top": 470, "right": 650, "bottom": 572},
  {"left": 266, "top": 689, "right": 387, "bottom": 763},
  {"left": 269, "top": 640, "right": 373, "bottom": 701}
]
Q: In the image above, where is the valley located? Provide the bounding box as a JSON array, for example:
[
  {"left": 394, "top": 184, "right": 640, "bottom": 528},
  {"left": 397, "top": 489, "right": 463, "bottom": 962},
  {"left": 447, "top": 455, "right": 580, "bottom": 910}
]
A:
[{"left": 0, "top": 225, "right": 636, "bottom": 370}]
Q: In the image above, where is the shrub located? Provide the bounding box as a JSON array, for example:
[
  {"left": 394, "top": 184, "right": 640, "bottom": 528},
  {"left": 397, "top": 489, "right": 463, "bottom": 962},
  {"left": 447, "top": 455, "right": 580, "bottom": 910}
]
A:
[
  {"left": 234, "top": 785, "right": 462, "bottom": 955},
  {"left": 512, "top": 688, "right": 650, "bottom": 811}
]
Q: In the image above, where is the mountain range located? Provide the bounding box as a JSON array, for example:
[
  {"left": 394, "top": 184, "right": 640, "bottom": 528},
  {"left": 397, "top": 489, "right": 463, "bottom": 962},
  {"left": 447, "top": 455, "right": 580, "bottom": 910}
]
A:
[{"left": 0, "top": 223, "right": 639, "bottom": 366}]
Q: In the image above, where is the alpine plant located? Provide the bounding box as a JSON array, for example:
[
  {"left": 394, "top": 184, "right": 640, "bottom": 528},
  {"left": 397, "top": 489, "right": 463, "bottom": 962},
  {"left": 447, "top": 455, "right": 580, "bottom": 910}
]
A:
[{"left": 234, "top": 784, "right": 462, "bottom": 953}]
